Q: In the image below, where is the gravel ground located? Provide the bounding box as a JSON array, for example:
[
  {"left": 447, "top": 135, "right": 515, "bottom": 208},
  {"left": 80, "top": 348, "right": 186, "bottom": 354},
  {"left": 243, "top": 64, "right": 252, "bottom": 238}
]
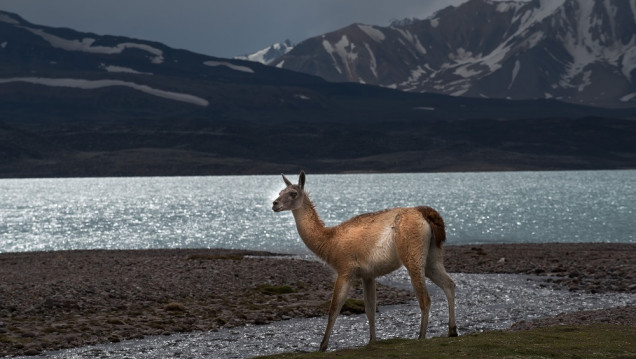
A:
[
  {"left": 444, "top": 243, "right": 635, "bottom": 294},
  {"left": 0, "top": 243, "right": 634, "bottom": 356}
]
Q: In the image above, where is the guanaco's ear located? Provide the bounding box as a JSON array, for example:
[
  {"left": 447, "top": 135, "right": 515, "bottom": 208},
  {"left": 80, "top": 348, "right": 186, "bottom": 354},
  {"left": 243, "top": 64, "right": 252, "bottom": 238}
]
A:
[
  {"left": 298, "top": 170, "right": 306, "bottom": 189},
  {"left": 282, "top": 173, "right": 293, "bottom": 187}
]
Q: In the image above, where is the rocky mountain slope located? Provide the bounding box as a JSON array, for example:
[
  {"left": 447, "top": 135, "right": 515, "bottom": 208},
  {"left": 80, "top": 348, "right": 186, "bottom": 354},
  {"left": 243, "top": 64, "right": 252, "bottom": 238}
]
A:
[{"left": 271, "top": 0, "right": 636, "bottom": 108}]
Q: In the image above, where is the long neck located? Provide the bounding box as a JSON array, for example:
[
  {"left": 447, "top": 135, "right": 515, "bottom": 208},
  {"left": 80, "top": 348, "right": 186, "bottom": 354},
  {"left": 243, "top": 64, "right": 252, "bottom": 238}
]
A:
[{"left": 291, "top": 195, "right": 333, "bottom": 261}]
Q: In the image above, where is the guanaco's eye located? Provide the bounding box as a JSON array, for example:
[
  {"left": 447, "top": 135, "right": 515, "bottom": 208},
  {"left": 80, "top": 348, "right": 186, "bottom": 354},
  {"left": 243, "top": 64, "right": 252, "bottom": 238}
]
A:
[{"left": 290, "top": 192, "right": 297, "bottom": 198}]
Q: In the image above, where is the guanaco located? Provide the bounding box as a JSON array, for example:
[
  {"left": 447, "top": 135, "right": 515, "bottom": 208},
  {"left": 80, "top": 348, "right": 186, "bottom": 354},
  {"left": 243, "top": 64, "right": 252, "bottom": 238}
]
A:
[{"left": 272, "top": 171, "right": 457, "bottom": 351}]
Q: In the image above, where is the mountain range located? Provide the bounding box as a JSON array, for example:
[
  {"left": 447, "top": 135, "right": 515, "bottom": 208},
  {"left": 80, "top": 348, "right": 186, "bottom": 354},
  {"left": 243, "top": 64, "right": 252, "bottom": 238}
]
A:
[
  {"left": 0, "top": 8, "right": 635, "bottom": 177},
  {"left": 268, "top": 0, "right": 636, "bottom": 109}
]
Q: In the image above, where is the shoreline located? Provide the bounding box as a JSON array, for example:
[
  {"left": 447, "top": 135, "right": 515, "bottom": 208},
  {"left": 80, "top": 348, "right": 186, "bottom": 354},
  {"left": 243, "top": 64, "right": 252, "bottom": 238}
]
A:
[{"left": 0, "top": 243, "right": 634, "bottom": 356}]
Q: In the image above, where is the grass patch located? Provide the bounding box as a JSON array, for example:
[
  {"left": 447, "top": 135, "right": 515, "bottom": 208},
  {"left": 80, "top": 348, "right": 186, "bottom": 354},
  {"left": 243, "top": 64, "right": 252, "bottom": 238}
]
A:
[
  {"left": 164, "top": 302, "right": 186, "bottom": 312},
  {"left": 341, "top": 299, "right": 365, "bottom": 314},
  {"left": 320, "top": 298, "right": 366, "bottom": 314},
  {"left": 257, "top": 324, "right": 636, "bottom": 358},
  {"left": 187, "top": 254, "right": 245, "bottom": 261},
  {"left": 42, "top": 327, "right": 61, "bottom": 334},
  {"left": 0, "top": 336, "right": 15, "bottom": 344},
  {"left": 105, "top": 318, "right": 125, "bottom": 325},
  {"left": 256, "top": 284, "right": 295, "bottom": 295}
]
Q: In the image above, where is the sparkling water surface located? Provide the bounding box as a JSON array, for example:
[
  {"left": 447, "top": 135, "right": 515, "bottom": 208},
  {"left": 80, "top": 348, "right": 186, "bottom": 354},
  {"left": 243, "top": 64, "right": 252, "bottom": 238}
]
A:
[{"left": 1, "top": 170, "right": 634, "bottom": 253}]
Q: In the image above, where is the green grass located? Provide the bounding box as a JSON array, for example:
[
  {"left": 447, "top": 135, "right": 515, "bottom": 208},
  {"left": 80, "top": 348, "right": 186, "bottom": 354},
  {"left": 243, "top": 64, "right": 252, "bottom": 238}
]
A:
[
  {"left": 257, "top": 324, "right": 636, "bottom": 359},
  {"left": 255, "top": 284, "right": 296, "bottom": 295},
  {"left": 187, "top": 253, "right": 245, "bottom": 261},
  {"left": 341, "top": 299, "right": 365, "bottom": 314}
]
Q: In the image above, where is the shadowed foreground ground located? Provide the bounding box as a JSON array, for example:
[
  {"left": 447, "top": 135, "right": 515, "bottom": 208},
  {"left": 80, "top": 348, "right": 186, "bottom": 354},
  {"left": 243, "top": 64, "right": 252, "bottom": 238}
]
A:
[{"left": 0, "top": 243, "right": 633, "bottom": 356}]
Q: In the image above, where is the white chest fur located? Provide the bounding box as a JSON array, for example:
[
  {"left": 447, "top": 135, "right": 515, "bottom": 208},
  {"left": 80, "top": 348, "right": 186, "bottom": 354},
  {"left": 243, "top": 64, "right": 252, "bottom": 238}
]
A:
[{"left": 362, "top": 225, "right": 402, "bottom": 277}]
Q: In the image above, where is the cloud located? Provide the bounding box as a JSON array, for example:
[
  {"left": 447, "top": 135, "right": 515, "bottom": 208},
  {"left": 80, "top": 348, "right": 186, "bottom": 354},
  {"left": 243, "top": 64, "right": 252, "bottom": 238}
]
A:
[{"left": 0, "top": 0, "right": 468, "bottom": 57}]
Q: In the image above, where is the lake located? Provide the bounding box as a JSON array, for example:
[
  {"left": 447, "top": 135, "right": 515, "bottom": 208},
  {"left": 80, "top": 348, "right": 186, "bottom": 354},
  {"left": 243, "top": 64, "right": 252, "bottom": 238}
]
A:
[{"left": 0, "top": 170, "right": 634, "bottom": 253}]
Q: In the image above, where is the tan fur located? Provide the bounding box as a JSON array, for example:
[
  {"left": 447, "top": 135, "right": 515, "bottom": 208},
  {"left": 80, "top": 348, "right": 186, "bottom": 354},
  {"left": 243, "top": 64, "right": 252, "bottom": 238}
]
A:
[{"left": 273, "top": 171, "right": 458, "bottom": 351}]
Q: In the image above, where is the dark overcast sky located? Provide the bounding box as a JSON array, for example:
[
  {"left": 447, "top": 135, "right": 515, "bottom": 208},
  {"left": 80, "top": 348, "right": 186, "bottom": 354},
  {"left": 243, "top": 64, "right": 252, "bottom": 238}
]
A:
[{"left": 0, "top": 0, "right": 468, "bottom": 58}]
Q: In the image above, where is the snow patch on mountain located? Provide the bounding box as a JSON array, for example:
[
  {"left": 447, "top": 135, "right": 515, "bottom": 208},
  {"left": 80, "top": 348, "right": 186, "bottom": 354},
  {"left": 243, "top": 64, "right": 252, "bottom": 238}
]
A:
[
  {"left": 332, "top": 36, "right": 356, "bottom": 60},
  {"left": 509, "top": 60, "right": 521, "bottom": 89},
  {"left": 0, "top": 77, "right": 208, "bottom": 106},
  {"left": 235, "top": 40, "right": 293, "bottom": 65},
  {"left": 323, "top": 35, "right": 361, "bottom": 76},
  {"left": 203, "top": 61, "right": 254, "bottom": 74},
  {"left": 512, "top": 0, "right": 567, "bottom": 35},
  {"left": 22, "top": 27, "right": 164, "bottom": 64},
  {"left": 558, "top": 0, "right": 635, "bottom": 87},
  {"left": 393, "top": 28, "right": 427, "bottom": 55},
  {"left": 357, "top": 24, "right": 385, "bottom": 42},
  {"left": 293, "top": 94, "right": 310, "bottom": 100},
  {"left": 322, "top": 40, "right": 340, "bottom": 74},
  {"left": 401, "top": 66, "right": 428, "bottom": 91},
  {"left": 335, "top": 35, "right": 358, "bottom": 78},
  {"left": 364, "top": 42, "right": 378, "bottom": 78},
  {"left": 621, "top": 92, "right": 636, "bottom": 102},
  {"left": 454, "top": 64, "right": 483, "bottom": 78},
  {"left": 622, "top": 47, "right": 636, "bottom": 80},
  {"left": 100, "top": 64, "right": 152, "bottom": 75},
  {"left": 0, "top": 13, "right": 19, "bottom": 25},
  {"left": 496, "top": 1, "right": 525, "bottom": 13}
]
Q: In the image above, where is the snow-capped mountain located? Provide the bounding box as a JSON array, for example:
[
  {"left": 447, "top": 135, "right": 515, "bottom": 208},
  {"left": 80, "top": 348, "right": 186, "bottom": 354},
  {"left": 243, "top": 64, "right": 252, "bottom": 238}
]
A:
[
  {"left": 271, "top": 0, "right": 636, "bottom": 108},
  {"left": 235, "top": 40, "right": 294, "bottom": 64}
]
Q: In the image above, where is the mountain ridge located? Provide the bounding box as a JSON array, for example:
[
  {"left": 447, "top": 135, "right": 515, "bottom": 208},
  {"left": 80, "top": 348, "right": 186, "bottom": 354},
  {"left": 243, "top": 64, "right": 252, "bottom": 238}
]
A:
[{"left": 270, "top": 0, "right": 636, "bottom": 108}]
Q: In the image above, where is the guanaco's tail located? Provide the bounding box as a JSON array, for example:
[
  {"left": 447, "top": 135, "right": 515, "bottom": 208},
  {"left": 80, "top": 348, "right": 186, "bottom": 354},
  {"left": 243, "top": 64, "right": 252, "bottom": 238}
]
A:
[{"left": 416, "top": 206, "right": 446, "bottom": 248}]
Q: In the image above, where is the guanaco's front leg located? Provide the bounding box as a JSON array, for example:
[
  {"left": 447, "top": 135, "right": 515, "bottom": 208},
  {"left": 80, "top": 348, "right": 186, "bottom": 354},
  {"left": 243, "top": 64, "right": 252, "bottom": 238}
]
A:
[{"left": 320, "top": 274, "right": 352, "bottom": 352}]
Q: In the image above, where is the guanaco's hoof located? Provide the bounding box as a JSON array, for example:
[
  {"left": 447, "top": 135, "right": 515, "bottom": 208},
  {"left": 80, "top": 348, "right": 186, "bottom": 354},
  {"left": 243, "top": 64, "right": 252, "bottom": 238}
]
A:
[{"left": 448, "top": 326, "right": 459, "bottom": 337}]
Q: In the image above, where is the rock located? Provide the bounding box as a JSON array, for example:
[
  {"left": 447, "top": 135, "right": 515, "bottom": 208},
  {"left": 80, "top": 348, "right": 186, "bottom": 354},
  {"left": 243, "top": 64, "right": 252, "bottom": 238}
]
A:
[
  {"left": 253, "top": 317, "right": 269, "bottom": 325},
  {"left": 552, "top": 266, "right": 566, "bottom": 273},
  {"left": 23, "top": 347, "right": 42, "bottom": 356}
]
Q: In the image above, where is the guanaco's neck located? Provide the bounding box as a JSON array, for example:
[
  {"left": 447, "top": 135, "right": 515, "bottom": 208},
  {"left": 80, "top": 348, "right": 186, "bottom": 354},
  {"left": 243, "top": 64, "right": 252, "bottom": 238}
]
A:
[{"left": 291, "top": 195, "right": 333, "bottom": 261}]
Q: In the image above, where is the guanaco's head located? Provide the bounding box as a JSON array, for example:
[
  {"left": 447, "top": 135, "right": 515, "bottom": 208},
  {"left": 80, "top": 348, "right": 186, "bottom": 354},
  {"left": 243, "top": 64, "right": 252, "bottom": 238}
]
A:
[{"left": 272, "top": 171, "right": 306, "bottom": 212}]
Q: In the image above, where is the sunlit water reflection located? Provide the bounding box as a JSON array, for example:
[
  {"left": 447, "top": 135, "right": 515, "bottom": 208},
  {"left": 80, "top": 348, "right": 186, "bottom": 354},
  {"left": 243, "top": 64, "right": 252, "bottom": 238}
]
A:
[{"left": 1, "top": 171, "right": 634, "bottom": 253}]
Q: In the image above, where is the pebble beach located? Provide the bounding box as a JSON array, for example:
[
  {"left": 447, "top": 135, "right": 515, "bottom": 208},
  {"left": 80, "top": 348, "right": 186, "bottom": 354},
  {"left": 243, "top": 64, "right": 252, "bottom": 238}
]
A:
[{"left": 0, "top": 243, "right": 634, "bottom": 357}]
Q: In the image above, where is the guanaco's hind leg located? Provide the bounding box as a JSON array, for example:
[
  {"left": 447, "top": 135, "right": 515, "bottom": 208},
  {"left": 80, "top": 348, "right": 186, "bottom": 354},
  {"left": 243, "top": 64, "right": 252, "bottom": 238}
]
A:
[
  {"left": 320, "top": 274, "right": 352, "bottom": 352},
  {"left": 426, "top": 246, "right": 458, "bottom": 337},
  {"left": 362, "top": 277, "right": 377, "bottom": 343},
  {"left": 404, "top": 263, "right": 431, "bottom": 339},
  {"left": 396, "top": 213, "right": 432, "bottom": 339}
]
